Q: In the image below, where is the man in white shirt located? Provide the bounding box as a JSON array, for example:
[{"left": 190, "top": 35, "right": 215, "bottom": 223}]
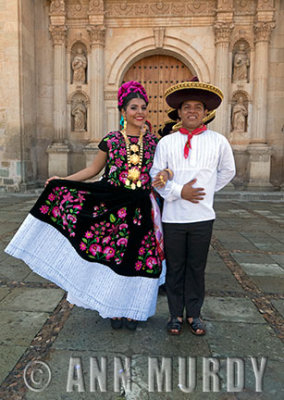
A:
[{"left": 150, "top": 78, "right": 235, "bottom": 336}]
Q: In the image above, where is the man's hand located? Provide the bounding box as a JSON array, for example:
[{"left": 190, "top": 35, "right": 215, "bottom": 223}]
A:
[{"left": 181, "top": 179, "right": 205, "bottom": 203}]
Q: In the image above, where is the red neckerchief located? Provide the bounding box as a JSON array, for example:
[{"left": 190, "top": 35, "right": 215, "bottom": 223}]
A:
[{"left": 179, "top": 124, "right": 207, "bottom": 158}]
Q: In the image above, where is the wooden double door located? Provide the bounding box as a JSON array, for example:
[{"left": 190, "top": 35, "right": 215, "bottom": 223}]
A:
[{"left": 122, "top": 55, "right": 193, "bottom": 135}]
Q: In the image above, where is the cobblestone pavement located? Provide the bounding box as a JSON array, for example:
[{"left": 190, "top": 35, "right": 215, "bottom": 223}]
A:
[{"left": 0, "top": 193, "right": 283, "bottom": 400}]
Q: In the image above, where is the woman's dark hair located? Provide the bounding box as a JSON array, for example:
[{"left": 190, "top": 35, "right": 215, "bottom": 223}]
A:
[{"left": 119, "top": 92, "right": 148, "bottom": 111}]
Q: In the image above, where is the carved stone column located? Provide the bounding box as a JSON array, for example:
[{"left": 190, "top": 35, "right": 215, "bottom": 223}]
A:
[
  {"left": 213, "top": 21, "right": 234, "bottom": 137},
  {"left": 247, "top": 20, "right": 275, "bottom": 189},
  {"left": 87, "top": 25, "right": 106, "bottom": 143},
  {"left": 47, "top": 1, "right": 70, "bottom": 177},
  {"left": 84, "top": 24, "right": 106, "bottom": 167}
]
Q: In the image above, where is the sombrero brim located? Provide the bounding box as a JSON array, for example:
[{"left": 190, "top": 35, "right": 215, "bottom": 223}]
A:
[
  {"left": 165, "top": 82, "right": 223, "bottom": 111},
  {"left": 158, "top": 120, "right": 176, "bottom": 137},
  {"left": 167, "top": 108, "right": 179, "bottom": 121},
  {"left": 203, "top": 109, "right": 216, "bottom": 125}
]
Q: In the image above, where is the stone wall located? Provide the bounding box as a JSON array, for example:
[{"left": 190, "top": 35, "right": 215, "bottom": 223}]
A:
[{"left": 0, "top": 0, "right": 283, "bottom": 191}]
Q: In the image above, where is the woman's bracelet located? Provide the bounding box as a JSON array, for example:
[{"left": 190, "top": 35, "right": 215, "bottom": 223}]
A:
[{"left": 164, "top": 168, "right": 174, "bottom": 180}]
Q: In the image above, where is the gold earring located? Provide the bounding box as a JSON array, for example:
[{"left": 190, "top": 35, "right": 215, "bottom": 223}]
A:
[{"left": 123, "top": 118, "right": 127, "bottom": 133}]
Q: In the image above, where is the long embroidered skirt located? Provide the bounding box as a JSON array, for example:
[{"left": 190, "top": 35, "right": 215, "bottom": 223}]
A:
[{"left": 5, "top": 180, "right": 165, "bottom": 320}]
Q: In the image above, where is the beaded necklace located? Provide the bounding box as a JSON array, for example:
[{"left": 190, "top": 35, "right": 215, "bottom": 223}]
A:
[{"left": 121, "top": 128, "right": 145, "bottom": 190}]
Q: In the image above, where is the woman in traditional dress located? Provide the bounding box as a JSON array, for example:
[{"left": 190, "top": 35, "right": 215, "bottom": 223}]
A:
[{"left": 5, "top": 81, "right": 169, "bottom": 331}]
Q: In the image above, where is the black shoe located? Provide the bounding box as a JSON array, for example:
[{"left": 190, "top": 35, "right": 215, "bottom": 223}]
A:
[
  {"left": 125, "top": 319, "right": 138, "bottom": 331},
  {"left": 110, "top": 318, "right": 123, "bottom": 329}
]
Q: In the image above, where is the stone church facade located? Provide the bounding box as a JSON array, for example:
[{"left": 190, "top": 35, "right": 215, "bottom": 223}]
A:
[{"left": 0, "top": 0, "right": 283, "bottom": 191}]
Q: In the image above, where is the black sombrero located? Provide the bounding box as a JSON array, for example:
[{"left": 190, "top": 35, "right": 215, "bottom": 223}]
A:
[
  {"left": 203, "top": 109, "right": 216, "bottom": 125},
  {"left": 167, "top": 108, "right": 179, "bottom": 121},
  {"left": 165, "top": 77, "right": 223, "bottom": 111}
]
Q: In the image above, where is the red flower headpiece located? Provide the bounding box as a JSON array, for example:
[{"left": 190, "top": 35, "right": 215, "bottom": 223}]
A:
[{"left": 118, "top": 80, "right": 148, "bottom": 110}]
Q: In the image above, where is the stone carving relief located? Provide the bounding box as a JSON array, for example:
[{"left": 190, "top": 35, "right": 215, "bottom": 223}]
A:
[
  {"left": 104, "top": 1, "right": 215, "bottom": 17},
  {"left": 254, "top": 21, "right": 276, "bottom": 42},
  {"left": 234, "top": 0, "right": 256, "bottom": 15},
  {"left": 257, "top": 0, "right": 274, "bottom": 10},
  {"left": 231, "top": 93, "right": 248, "bottom": 133},
  {"left": 66, "top": 0, "right": 89, "bottom": 19},
  {"left": 50, "top": 0, "right": 65, "bottom": 15},
  {"left": 71, "top": 44, "right": 88, "bottom": 84},
  {"left": 214, "top": 21, "right": 234, "bottom": 44},
  {"left": 72, "top": 101, "right": 87, "bottom": 132},
  {"left": 232, "top": 41, "right": 250, "bottom": 83},
  {"left": 89, "top": 0, "right": 104, "bottom": 14},
  {"left": 71, "top": 93, "right": 88, "bottom": 132}
]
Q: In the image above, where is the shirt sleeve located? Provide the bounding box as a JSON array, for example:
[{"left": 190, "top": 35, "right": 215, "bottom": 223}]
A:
[
  {"left": 215, "top": 137, "right": 236, "bottom": 192},
  {"left": 150, "top": 139, "right": 183, "bottom": 202},
  {"left": 98, "top": 135, "right": 109, "bottom": 153}
]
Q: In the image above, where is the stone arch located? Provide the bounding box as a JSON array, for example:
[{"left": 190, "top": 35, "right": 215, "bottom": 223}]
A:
[{"left": 106, "top": 35, "right": 211, "bottom": 91}]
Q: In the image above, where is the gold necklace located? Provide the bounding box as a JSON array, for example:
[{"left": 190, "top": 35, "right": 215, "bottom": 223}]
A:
[{"left": 121, "top": 128, "right": 145, "bottom": 190}]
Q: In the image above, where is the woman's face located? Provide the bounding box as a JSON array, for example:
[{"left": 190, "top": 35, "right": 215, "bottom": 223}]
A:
[{"left": 123, "top": 98, "right": 148, "bottom": 130}]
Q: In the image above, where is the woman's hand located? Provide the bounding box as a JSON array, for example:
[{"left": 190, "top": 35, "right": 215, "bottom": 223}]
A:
[
  {"left": 152, "top": 170, "right": 169, "bottom": 189},
  {"left": 45, "top": 176, "right": 63, "bottom": 187}
]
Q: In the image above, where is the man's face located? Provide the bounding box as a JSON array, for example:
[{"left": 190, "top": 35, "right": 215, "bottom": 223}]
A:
[{"left": 178, "top": 100, "right": 207, "bottom": 131}]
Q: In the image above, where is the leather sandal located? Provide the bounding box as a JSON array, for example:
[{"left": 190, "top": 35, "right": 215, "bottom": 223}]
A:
[
  {"left": 167, "top": 317, "right": 183, "bottom": 335},
  {"left": 187, "top": 317, "right": 206, "bottom": 336},
  {"left": 125, "top": 319, "right": 138, "bottom": 331},
  {"left": 110, "top": 318, "right": 123, "bottom": 329}
]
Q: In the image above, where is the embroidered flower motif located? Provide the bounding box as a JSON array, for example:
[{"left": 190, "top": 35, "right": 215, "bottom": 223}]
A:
[
  {"left": 80, "top": 207, "right": 130, "bottom": 263},
  {"left": 103, "top": 246, "right": 115, "bottom": 260},
  {"left": 85, "top": 231, "right": 93, "bottom": 239},
  {"left": 80, "top": 242, "right": 87, "bottom": 251},
  {"left": 101, "top": 132, "right": 158, "bottom": 190},
  {"left": 117, "top": 208, "right": 127, "bottom": 218},
  {"left": 40, "top": 205, "right": 49, "bottom": 214},
  {"left": 135, "top": 261, "right": 142, "bottom": 271},
  {"left": 136, "top": 229, "right": 161, "bottom": 274},
  {"left": 117, "top": 238, "right": 128, "bottom": 246},
  {"left": 89, "top": 243, "right": 102, "bottom": 256},
  {"left": 146, "top": 256, "right": 157, "bottom": 269},
  {"left": 38, "top": 186, "right": 89, "bottom": 237}
]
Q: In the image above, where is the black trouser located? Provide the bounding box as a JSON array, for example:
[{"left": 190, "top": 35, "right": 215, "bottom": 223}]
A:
[{"left": 163, "top": 220, "right": 214, "bottom": 318}]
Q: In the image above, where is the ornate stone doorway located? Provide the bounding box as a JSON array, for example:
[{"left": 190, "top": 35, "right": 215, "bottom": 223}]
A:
[{"left": 122, "top": 55, "right": 193, "bottom": 135}]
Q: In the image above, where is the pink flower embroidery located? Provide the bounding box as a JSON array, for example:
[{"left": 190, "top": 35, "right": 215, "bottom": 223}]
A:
[
  {"left": 115, "top": 159, "right": 123, "bottom": 167},
  {"left": 40, "top": 205, "right": 49, "bottom": 214},
  {"left": 80, "top": 242, "right": 87, "bottom": 251},
  {"left": 52, "top": 207, "right": 61, "bottom": 218},
  {"left": 140, "top": 173, "right": 149, "bottom": 185},
  {"left": 119, "top": 171, "right": 128, "bottom": 184},
  {"left": 139, "top": 248, "right": 145, "bottom": 255},
  {"left": 146, "top": 257, "right": 157, "bottom": 269},
  {"left": 103, "top": 246, "right": 115, "bottom": 260},
  {"left": 119, "top": 148, "right": 127, "bottom": 156},
  {"left": 117, "top": 208, "right": 127, "bottom": 218},
  {"left": 117, "top": 238, "right": 128, "bottom": 246},
  {"left": 119, "top": 223, "right": 128, "bottom": 230},
  {"left": 67, "top": 214, "right": 77, "bottom": 223},
  {"left": 102, "top": 236, "right": 111, "bottom": 244},
  {"left": 89, "top": 243, "right": 102, "bottom": 256},
  {"left": 48, "top": 193, "right": 56, "bottom": 201},
  {"left": 85, "top": 231, "right": 93, "bottom": 239},
  {"left": 135, "top": 261, "right": 142, "bottom": 271}
]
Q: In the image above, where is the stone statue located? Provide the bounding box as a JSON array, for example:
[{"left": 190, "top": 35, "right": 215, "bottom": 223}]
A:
[
  {"left": 72, "top": 48, "right": 87, "bottom": 84},
  {"left": 72, "top": 101, "right": 86, "bottom": 132},
  {"left": 232, "top": 96, "right": 247, "bottom": 132},
  {"left": 233, "top": 43, "right": 250, "bottom": 83}
]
